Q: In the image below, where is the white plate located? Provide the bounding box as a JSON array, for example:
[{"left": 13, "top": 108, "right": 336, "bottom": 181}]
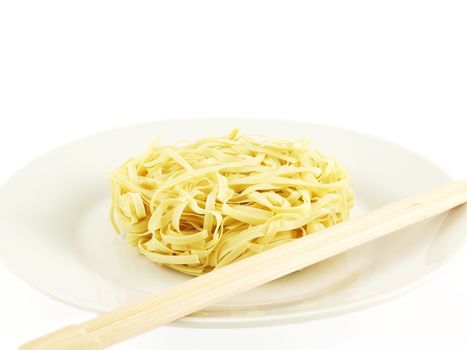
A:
[{"left": 0, "top": 119, "right": 465, "bottom": 327}]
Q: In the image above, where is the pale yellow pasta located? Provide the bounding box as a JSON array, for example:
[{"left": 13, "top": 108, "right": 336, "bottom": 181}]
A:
[{"left": 110, "top": 129, "right": 354, "bottom": 276}]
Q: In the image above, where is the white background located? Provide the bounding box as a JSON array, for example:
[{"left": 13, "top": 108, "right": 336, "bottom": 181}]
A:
[{"left": 1, "top": 1, "right": 466, "bottom": 349}]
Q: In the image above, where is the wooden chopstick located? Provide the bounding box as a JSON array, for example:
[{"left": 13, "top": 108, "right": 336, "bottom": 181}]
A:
[{"left": 21, "top": 179, "right": 467, "bottom": 350}]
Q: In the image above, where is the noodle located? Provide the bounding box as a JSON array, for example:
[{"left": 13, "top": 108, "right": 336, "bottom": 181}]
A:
[{"left": 110, "top": 129, "right": 354, "bottom": 276}]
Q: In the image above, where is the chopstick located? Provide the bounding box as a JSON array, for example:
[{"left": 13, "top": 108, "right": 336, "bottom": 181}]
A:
[{"left": 21, "top": 179, "right": 467, "bottom": 350}]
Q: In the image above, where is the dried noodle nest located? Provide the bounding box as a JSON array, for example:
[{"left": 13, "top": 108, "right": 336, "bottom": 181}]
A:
[{"left": 110, "top": 129, "right": 354, "bottom": 276}]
